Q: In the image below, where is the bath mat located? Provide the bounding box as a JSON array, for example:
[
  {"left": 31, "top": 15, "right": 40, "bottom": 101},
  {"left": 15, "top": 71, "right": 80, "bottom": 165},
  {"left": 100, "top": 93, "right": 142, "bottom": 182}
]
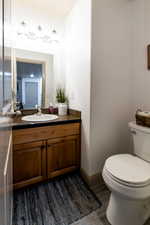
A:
[{"left": 13, "top": 172, "right": 101, "bottom": 225}]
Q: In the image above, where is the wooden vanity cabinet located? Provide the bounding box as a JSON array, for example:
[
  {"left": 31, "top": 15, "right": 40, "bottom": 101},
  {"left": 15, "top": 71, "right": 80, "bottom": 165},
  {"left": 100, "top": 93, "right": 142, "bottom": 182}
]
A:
[
  {"left": 47, "top": 135, "right": 80, "bottom": 178},
  {"left": 13, "top": 141, "right": 46, "bottom": 189},
  {"left": 13, "top": 123, "right": 81, "bottom": 189}
]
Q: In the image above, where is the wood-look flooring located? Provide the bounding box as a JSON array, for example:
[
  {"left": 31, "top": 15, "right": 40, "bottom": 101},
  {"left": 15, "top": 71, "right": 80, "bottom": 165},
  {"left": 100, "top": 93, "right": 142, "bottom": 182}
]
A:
[
  {"left": 13, "top": 173, "right": 101, "bottom": 225},
  {"left": 13, "top": 172, "right": 150, "bottom": 225}
]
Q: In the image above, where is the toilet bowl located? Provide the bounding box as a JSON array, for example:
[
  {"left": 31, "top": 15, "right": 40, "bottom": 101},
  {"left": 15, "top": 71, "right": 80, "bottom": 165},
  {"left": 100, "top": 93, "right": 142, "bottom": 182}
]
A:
[{"left": 102, "top": 122, "right": 150, "bottom": 225}]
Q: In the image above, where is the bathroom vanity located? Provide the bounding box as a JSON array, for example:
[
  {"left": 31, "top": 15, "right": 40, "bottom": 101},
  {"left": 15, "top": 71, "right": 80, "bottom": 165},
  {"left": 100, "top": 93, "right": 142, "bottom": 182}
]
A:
[{"left": 12, "top": 110, "right": 81, "bottom": 189}]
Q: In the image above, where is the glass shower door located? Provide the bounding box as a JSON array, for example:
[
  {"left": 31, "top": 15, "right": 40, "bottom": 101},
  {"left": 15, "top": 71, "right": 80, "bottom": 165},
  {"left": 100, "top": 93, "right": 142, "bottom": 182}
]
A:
[{"left": 0, "top": 0, "right": 13, "bottom": 224}]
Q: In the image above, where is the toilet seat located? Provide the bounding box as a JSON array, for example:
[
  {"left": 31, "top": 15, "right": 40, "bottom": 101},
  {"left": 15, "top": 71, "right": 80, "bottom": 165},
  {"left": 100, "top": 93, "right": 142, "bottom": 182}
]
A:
[{"left": 104, "top": 154, "right": 150, "bottom": 187}]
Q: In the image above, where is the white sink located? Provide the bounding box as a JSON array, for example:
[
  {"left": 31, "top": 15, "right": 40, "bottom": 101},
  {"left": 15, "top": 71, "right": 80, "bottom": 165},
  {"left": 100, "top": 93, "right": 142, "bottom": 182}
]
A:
[{"left": 22, "top": 114, "right": 58, "bottom": 122}]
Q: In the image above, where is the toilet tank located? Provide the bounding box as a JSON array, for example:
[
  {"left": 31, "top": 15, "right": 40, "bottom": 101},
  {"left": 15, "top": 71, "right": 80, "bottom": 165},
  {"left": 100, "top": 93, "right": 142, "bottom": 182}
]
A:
[{"left": 129, "top": 122, "right": 150, "bottom": 162}]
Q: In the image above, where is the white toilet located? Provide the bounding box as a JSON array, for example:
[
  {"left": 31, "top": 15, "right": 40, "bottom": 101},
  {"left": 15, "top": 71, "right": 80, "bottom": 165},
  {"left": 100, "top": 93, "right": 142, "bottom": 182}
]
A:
[{"left": 102, "top": 122, "right": 150, "bottom": 225}]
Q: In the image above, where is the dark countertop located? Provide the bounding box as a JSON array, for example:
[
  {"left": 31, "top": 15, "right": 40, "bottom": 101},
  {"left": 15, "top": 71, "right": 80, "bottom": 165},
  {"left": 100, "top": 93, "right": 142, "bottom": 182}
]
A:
[{"left": 11, "top": 109, "right": 81, "bottom": 130}]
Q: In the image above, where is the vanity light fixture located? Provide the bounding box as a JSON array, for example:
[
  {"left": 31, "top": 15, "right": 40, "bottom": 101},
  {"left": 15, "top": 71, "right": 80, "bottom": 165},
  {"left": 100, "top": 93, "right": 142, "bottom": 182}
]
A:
[{"left": 17, "top": 21, "right": 60, "bottom": 44}]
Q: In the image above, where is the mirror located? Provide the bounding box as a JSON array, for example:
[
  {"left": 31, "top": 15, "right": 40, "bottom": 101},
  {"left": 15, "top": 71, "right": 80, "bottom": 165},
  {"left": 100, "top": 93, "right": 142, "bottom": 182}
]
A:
[
  {"left": 12, "top": 43, "right": 66, "bottom": 110},
  {"left": 13, "top": 49, "right": 54, "bottom": 109}
]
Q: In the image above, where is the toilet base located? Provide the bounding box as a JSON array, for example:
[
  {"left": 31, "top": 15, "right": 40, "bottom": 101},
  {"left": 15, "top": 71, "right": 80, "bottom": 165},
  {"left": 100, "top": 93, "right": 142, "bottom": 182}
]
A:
[{"left": 106, "top": 193, "right": 150, "bottom": 225}]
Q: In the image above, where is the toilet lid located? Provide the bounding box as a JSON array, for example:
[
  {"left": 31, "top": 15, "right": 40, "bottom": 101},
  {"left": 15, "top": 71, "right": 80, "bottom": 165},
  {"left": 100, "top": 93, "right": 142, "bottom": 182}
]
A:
[{"left": 105, "top": 154, "right": 150, "bottom": 186}]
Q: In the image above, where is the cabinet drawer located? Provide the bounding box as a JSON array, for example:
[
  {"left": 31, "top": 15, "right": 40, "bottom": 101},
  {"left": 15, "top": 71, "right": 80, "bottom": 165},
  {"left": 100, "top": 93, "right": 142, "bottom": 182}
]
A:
[
  {"left": 13, "top": 123, "right": 80, "bottom": 145},
  {"left": 13, "top": 141, "right": 45, "bottom": 151}
]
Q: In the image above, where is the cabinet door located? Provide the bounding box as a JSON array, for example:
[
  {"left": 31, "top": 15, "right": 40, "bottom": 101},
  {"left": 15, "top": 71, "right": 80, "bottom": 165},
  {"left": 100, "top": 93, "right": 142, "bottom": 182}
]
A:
[
  {"left": 13, "top": 141, "right": 46, "bottom": 189},
  {"left": 47, "top": 135, "right": 80, "bottom": 178},
  {"left": 0, "top": 0, "right": 13, "bottom": 222}
]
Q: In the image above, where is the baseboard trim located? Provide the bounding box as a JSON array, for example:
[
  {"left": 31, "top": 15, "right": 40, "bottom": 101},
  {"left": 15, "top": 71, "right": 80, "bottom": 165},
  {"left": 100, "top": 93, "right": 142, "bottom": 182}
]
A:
[{"left": 80, "top": 168, "right": 105, "bottom": 188}]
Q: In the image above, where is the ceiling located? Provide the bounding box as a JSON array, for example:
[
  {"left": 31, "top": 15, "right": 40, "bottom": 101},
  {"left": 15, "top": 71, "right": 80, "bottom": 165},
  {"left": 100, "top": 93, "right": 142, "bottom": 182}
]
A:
[{"left": 14, "top": 0, "right": 77, "bottom": 21}]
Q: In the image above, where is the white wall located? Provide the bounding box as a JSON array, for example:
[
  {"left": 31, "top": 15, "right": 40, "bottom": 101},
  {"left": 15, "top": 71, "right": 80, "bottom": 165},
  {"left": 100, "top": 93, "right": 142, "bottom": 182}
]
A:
[
  {"left": 65, "top": 0, "right": 92, "bottom": 175},
  {"left": 90, "top": 0, "right": 133, "bottom": 175},
  {"left": 132, "top": 0, "right": 150, "bottom": 112},
  {"left": 53, "top": 44, "right": 66, "bottom": 96}
]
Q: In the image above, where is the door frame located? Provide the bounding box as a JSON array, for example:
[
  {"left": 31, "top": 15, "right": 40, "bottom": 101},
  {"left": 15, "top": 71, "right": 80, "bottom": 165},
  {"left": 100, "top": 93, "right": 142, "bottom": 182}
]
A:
[{"left": 22, "top": 77, "right": 42, "bottom": 107}]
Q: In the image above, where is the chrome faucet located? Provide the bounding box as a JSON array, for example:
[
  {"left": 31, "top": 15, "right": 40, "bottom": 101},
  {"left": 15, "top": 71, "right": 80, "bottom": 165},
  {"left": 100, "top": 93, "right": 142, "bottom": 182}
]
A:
[{"left": 35, "top": 105, "right": 42, "bottom": 115}]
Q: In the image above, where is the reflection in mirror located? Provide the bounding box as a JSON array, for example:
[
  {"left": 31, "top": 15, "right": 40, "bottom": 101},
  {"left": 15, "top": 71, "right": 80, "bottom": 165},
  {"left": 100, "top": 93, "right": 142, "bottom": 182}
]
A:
[
  {"left": 4, "top": 0, "right": 12, "bottom": 108},
  {"left": 0, "top": 50, "right": 12, "bottom": 109},
  {"left": 0, "top": 60, "right": 3, "bottom": 110},
  {"left": 0, "top": 0, "right": 2, "bottom": 112},
  {"left": 16, "top": 60, "right": 43, "bottom": 109},
  {"left": 4, "top": 57, "right": 12, "bottom": 105},
  {"left": 14, "top": 49, "right": 55, "bottom": 110}
]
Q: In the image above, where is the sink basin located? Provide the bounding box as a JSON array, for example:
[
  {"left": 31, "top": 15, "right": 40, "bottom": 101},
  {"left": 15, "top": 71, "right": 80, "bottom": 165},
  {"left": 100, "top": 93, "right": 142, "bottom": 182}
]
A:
[{"left": 22, "top": 114, "right": 58, "bottom": 122}]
